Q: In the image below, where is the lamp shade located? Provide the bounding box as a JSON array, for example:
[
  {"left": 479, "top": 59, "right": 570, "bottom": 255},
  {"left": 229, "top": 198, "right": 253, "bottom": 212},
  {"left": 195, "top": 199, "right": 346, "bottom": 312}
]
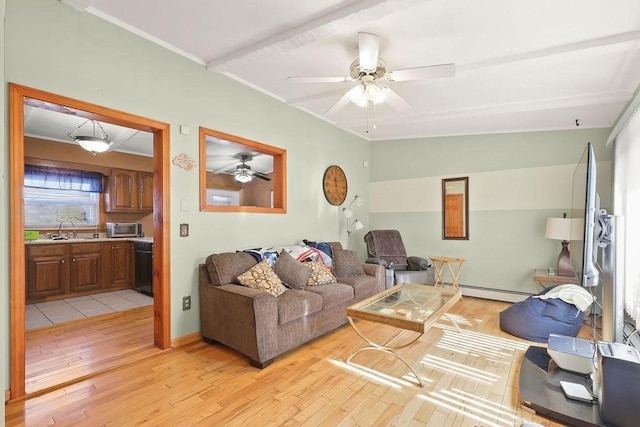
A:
[
  {"left": 74, "top": 136, "right": 113, "bottom": 154},
  {"left": 353, "top": 219, "right": 364, "bottom": 231},
  {"left": 342, "top": 208, "right": 353, "bottom": 219},
  {"left": 544, "top": 218, "right": 583, "bottom": 241}
]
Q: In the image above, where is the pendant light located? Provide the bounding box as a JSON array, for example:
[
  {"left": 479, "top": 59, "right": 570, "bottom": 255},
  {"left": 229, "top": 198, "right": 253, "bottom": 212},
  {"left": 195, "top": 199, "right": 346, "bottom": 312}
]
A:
[{"left": 67, "top": 119, "right": 113, "bottom": 155}]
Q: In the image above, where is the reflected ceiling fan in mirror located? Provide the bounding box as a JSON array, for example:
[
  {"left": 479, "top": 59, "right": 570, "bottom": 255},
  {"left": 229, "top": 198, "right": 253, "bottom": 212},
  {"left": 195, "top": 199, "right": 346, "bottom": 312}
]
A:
[
  {"left": 233, "top": 154, "right": 271, "bottom": 183},
  {"left": 288, "top": 32, "right": 456, "bottom": 132}
]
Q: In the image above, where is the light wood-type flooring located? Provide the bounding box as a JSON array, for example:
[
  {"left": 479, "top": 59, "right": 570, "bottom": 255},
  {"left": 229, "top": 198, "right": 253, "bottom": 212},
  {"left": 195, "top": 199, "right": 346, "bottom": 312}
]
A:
[
  {"left": 7, "top": 296, "right": 589, "bottom": 426},
  {"left": 25, "top": 305, "right": 158, "bottom": 395}
]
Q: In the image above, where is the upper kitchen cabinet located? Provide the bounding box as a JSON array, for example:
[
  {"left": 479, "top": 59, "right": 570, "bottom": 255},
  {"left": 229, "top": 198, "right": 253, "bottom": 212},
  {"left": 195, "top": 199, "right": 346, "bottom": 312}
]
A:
[{"left": 105, "top": 168, "right": 153, "bottom": 213}]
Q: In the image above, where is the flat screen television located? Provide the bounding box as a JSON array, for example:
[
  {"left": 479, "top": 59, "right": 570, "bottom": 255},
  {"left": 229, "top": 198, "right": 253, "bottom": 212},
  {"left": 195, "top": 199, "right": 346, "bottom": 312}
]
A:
[{"left": 570, "top": 142, "right": 600, "bottom": 287}]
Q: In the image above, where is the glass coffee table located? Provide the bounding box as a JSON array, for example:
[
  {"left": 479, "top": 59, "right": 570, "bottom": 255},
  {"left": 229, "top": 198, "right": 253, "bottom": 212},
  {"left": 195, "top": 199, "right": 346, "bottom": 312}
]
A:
[{"left": 346, "top": 283, "right": 462, "bottom": 387}]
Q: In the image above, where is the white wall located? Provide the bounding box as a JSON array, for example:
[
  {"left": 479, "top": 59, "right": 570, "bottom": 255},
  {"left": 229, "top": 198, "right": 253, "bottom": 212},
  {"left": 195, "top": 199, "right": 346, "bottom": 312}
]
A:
[
  {"left": 369, "top": 129, "right": 612, "bottom": 293},
  {"left": 1, "top": 0, "right": 371, "bottom": 393}
]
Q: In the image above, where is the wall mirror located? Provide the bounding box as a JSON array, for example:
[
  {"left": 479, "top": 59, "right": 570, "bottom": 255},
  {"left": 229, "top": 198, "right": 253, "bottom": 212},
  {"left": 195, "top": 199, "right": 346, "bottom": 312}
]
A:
[
  {"left": 442, "top": 177, "right": 469, "bottom": 240},
  {"left": 199, "top": 127, "right": 286, "bottom": 213}
]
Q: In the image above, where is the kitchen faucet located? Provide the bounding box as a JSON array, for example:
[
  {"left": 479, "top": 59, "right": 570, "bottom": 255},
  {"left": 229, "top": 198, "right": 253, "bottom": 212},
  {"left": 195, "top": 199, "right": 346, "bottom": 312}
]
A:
[{"left": 58, "top": 220, "right": 77, "bottom": 239}]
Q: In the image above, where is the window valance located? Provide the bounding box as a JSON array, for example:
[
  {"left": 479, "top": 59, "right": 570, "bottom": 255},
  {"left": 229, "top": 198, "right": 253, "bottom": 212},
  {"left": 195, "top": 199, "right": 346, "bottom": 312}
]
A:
[{"left": 24, "top": 165, "right": 104, "bottom": 192}]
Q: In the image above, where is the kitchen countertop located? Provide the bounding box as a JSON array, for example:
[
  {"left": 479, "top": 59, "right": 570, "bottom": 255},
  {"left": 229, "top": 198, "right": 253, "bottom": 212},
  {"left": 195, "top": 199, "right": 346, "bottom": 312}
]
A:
[{"left": 25, "top": 236, "right": 154, "bottom": 245}]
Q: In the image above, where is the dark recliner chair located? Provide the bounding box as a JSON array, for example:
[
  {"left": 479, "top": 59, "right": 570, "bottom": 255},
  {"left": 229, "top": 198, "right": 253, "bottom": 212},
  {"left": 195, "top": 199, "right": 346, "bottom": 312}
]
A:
[{"left": 364, "top": 230, "right": 434, "bottom": 286}]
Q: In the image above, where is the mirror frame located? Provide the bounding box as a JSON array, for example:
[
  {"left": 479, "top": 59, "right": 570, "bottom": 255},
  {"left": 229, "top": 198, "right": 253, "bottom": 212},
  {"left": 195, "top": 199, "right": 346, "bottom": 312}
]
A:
[
  {"left": 199, "top": 127, "right": 287, "bottom": 213},
  {"left": 442, "top": 176, "right": 469, "bottom": 240}
]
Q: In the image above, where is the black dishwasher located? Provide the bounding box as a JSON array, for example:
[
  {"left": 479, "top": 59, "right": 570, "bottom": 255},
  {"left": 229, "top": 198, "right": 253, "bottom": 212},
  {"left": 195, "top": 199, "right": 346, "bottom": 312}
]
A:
[{"left": 134, "top": 241, "right": 153, "bottom": 296}]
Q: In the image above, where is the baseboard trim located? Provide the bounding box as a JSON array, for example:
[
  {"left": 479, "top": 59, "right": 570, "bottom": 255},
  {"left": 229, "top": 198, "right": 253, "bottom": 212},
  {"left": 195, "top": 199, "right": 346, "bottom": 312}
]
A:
[
  {"left": 171, "top": 332, "right": 201, "bottom": 348},
  {"left": 459, "top": 284, "right": 531, "bottom": 303}
]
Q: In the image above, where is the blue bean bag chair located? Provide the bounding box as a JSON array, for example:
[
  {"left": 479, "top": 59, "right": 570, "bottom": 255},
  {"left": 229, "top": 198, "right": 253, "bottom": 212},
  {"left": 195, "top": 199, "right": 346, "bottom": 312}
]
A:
[{"left": 499, "top": 286, "right": 586, "bottom": 342}]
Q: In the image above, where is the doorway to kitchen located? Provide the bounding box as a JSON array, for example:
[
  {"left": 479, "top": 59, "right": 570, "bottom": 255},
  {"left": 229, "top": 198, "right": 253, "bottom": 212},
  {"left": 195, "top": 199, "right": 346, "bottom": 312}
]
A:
[{"left": 9, "top": 83, "right": 171, "bottom": 399}]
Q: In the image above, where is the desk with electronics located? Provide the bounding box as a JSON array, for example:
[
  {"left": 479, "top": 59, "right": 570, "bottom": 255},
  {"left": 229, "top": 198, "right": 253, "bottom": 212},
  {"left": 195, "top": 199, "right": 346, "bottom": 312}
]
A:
[{"left": 519, "top": 143, "right": 640, "bottom": 427}]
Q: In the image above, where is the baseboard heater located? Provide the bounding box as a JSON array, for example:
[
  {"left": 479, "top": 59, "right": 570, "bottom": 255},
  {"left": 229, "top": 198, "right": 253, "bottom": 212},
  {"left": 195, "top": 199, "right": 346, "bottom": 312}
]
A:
[{"left": 457, "top": 283, "right": 531, "bottom": 303}]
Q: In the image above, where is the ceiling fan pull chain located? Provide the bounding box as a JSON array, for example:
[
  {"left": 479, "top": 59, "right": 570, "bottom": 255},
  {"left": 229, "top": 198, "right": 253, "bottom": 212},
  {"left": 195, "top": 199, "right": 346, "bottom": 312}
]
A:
[{"left": 372, "top": 102, "right": 377, "bottom": 131}]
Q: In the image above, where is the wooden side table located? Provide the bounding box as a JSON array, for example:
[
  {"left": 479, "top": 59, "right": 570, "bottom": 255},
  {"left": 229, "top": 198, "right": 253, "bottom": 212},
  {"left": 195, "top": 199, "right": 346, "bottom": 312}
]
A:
[
  {"left": 532, "top": 269, "right": 580, "bottom": 288},
  {"left": 430, "top": 257, "right": 466, "bottom": 290}
]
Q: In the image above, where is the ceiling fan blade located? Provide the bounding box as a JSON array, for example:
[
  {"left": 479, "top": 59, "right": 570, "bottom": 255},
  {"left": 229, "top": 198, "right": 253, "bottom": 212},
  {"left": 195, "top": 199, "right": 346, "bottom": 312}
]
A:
[
  {"left": 250, "top": 171, "right": 272, "bottom": 181},
  {"left": 325, "top": 85, "right": 361, "bottom": 115},
  {"left": 288, "top": 76, "right": 352, "bottom": 83},
  {"left": 385, "top": 63, "right": 456, "bottom": 82},
  {"left": 381, "top": 87, "right": 411, "bottom": 112},
  {"left": 358, "top": 32, "right": 380, "bottom": 72}
]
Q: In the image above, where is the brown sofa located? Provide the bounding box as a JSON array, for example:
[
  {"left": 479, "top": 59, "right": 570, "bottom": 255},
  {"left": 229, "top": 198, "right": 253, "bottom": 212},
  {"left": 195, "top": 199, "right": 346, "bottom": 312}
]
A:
[{"left": 198, "top": 243, "right": 385, "bottom": 368}]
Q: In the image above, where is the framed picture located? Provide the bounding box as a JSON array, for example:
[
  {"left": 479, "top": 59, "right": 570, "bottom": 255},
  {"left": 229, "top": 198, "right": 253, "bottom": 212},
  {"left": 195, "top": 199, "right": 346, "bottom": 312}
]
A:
[{"left": 179, "top": 223, "right": 189, "bottom": 237}]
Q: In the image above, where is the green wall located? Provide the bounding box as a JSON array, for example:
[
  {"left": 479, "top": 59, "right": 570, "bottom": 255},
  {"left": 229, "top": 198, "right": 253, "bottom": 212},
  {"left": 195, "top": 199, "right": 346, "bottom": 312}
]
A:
[
  {"left": 369, "top": 129, "right": 613, "bottom": 293},
  {"left": 1, "top": 0, "right": 371, "bottom": 393},
  {"left": 1, "top": 0, "right": 6, "bottom": 416}
]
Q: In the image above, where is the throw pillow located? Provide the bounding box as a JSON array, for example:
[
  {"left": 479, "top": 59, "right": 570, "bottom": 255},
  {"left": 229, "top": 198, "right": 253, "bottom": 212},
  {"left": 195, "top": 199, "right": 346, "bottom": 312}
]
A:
[
  {"left": 273, "top": 250, "right": 311, "bottom": 290},
  {"left": 333, "top": 249, "right": 365, "bottom": 277},
  {"left": 305, "top": 261, "right": 336, "bottom": 286},
  {"left": 237, "top": 261, "right": 286, "bottom": 296}
]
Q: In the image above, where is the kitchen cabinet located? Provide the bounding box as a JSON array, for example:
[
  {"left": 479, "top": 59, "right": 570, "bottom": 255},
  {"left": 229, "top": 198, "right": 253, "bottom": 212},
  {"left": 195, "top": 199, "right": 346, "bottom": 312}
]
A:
[
  {"left": 69, "top": 242, "right": 104, "bottom": 293},
  {"left": 105, "top": 168, "right": 153, "bottom": 213},
  {"left": 106, "top": 240, "right": 132, "bottom": 287},
  {"left": 26, "top": 244, "right": 69, "bottom": 302},
  {"left": 137, "top": 171, "right": 154, "bottom": 212},
  {"left": 26, "top": 240, "right": 135, "bottom": 304}
]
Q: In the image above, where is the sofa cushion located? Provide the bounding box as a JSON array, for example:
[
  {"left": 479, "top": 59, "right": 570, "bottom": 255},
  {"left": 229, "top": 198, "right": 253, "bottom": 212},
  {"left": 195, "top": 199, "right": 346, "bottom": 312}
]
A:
[
  {"left": 206, "top": 252, "right": 258, "bottom": 286},
  {"left": 237, "top": 261, "right": 286, "bottom": 297},
  {"left": 273, "top": 250, "right": 311, "bottom": 290},
  {"left": 336, "top": 275, "right": 379, "bottom": 300},
  {"left": 306, "top": 261, "right": 336, "bottom": 286},
  {"left": 277, "top": 289, "right": 323, "bottom": 324},
  {"left": 333, "top": 249, "right": 365, "bottom": 277},
  {"left": 305, "top": 283, "right": 354, "bottom": 309}
]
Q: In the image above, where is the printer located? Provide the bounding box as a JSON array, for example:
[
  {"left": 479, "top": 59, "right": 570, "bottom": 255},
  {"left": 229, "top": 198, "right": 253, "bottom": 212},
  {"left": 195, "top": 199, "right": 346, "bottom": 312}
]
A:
[{"left": 596, "top": 341, "right": 640, "bottom": 427}]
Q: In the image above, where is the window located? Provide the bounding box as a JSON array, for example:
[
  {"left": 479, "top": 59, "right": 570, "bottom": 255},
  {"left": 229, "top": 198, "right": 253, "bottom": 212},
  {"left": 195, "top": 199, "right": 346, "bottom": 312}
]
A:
[
  {"left": 23, "top": 165, "right": 103, "bottom": 228},
  {"left": 614, "top": 109, "right": 640, "bottom": 324},
  {"left": 206, "top": 188, "right": 240, "bottom": 206},
  {"left": 24, "top": 187, "right": 99, "bottom": 228}
]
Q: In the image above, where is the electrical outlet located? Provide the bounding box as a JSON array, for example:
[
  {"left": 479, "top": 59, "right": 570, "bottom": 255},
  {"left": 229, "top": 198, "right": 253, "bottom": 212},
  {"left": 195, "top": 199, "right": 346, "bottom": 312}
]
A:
[{"left": 182, "top": 296, "right": 191, "bottom": 311}]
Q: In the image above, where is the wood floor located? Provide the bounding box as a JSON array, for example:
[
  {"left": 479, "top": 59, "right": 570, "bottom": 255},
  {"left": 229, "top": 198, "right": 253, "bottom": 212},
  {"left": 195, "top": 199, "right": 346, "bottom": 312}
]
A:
[
  {"left": 24, "top": 305, "right": 158, "bottom": 395},
  {"left": 7, "top": 297, "right": 581, "bottom": 426}
]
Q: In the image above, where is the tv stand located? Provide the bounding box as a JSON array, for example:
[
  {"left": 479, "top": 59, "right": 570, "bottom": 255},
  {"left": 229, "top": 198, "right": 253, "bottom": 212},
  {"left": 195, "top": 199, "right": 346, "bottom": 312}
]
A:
[{"left": 519, "top": 346, "right": 612, "bottom": 427}]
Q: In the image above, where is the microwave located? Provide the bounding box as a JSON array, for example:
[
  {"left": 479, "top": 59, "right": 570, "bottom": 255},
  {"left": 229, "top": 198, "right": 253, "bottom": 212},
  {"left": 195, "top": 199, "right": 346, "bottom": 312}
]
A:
[{"left": 105, "top": 222, "right": 143, "bottom": 238}]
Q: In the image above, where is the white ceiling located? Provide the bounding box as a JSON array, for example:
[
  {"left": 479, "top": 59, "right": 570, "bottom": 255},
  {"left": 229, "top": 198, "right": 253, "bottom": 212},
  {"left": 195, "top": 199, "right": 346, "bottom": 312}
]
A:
[{"left": 53, "top": 0, "right": 640, "bottom": 143}]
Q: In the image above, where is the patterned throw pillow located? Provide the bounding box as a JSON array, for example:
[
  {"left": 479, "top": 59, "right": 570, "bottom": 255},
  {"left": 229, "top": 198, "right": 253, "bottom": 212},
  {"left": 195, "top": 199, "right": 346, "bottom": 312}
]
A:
[
  {"left": 237, "top": 261, "right": 286, "bottom": 296},
  {"left": 305, "top": 261, "right": 336, "bottom": 286}
]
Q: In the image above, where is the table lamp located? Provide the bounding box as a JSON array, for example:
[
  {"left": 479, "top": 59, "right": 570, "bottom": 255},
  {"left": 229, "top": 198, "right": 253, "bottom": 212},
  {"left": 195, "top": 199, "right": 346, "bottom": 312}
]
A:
[{"left": 544, "top": 214, "right": 581, "bottom": 277}]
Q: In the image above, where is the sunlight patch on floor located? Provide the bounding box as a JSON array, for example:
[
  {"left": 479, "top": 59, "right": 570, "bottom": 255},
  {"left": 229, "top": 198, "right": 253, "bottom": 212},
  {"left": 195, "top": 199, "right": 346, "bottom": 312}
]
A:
[
  {"left": 419, "top": 388, "right": 520, "bottom": 427},
  {"left": 329, "top": 359, "right": 417, "bottom": 388},
  {"left": 436, "top": 330, "right": 517, "bottom": 360},
  {"left": 420, "top": 354, "right": 501, "bottom": 385}
]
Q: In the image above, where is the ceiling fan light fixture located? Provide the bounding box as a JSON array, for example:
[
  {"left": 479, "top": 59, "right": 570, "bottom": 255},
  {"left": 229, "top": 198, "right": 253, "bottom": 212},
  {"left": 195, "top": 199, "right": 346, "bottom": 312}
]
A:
[
  {"left": 350, "top": 82, "right": 386, "bottom": 108},
  {"left": 67, "top": 119, "right": 113, "bottom": 155},
  {"left": 235, "top": 171, "right": 252, "bottom": 183}
]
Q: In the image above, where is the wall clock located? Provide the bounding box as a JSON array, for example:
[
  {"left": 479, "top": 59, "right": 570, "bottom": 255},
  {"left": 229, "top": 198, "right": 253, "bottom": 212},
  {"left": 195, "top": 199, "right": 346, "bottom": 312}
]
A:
[{"left": 323, "top": 165, "right": 348, "bottom": 206}]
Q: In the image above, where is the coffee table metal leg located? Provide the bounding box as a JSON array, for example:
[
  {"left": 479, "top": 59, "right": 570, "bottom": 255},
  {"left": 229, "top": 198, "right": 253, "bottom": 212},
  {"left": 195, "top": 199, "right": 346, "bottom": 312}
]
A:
[{"left": 347, "top": 317, "right": 425, "bottom": 387}]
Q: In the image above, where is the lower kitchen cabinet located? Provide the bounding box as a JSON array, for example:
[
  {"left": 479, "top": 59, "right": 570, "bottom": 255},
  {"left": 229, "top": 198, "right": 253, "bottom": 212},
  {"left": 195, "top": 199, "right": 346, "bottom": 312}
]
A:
[
  {"left": 26, "top": 240, "right": 134, "bottom": 304},
  {"left": 106, "top": 241, "right": 132, "bottom": 287},
  {"left": 26, "top": 244, "right": 69, "bottom": 302},
  {"left": 70, "top": 242, "right": 104, "bottom": 293}
]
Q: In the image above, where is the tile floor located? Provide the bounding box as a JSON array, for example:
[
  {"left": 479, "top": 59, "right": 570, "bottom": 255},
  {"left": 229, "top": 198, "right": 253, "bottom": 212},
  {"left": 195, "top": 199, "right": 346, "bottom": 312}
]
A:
[{"left": 26, "top": 289, "right": 153, "bottom": 330}]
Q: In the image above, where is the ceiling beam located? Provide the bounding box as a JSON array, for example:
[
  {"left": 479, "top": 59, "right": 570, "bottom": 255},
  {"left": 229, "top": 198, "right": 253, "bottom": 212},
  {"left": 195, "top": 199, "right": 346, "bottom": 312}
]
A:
[
  {"left": 59, "top": 0, "right": 94, "bottom": 12},
  {"left": 459, "top": 30, "right": 640, "bottom": 73},
  {"left": 337, "top": 91, "right": 633, "bottom": 128},
  {"left": 206, "top": 0, "right": 427, "bottom": 72}
]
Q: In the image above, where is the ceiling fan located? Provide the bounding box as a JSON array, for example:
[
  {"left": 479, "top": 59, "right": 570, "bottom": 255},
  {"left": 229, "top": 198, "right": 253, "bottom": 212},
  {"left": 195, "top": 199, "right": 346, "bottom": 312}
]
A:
[
  {"left": 288, "top": 32, "right": 456, "bottom": 115},
  {"left": 233, "top": 154, "right": 271, "bottom": 183}
]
